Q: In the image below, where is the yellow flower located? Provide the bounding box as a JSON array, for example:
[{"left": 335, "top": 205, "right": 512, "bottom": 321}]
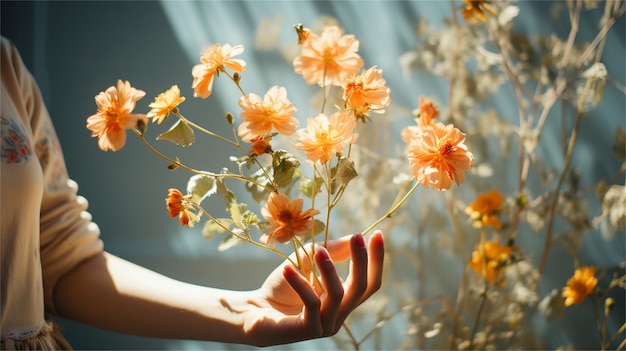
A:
[
  {"left": 260, "top": 192, "right": 320, "bottom": 246},
  {"left": 86, "top": 80, "right": 147, "bottom": 152},
  {"left": 461, "top": 0, "right": 497, "bottom": 22},
  {"left": 147, "top": 85, "right": 185, "bottom": 124},
  {"left": 192, "top": 43, "right": 246, "bottom": 99},
  {"left": 343, "top": 66, "right": 391, "bottom": 121},
  {"left": 237, "top": 86, "right": 298, "bottom": 142},
  {"left": 293, "top": 25, "right": 363, "bottom": 86},
  {"left": 469, "top": 240, "right": 512, "bottom": 285},
  {"left": 465, "top": 189, "right": 504, "bottom": 229},
  {"left": 406, "top": 122, "right": 474, "bottom": 191},
  {"left": 295, "top": 111, "right": 358, "bottom": 164},
  {"left": 562, "top": 266, "right": 598, "bottom": 306}
]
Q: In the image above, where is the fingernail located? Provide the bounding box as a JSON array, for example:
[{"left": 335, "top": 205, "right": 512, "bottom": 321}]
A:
[
  {"left": 354, "top": 233, "right": 365, "bottom": 248},
  {"left": 315, "top": 246, "right": 330, "bottom": 260}
]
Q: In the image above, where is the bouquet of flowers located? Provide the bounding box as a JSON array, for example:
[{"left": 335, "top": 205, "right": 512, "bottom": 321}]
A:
[
  {"left": 85, "top": 22, "right": 473, "bottom": 264},
  {"left": 85, "top": 0, "right": 625, "bottom": 349}
]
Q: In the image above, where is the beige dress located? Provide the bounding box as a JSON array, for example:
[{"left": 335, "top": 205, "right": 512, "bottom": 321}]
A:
[{"left": 1, "top": 37, "right": 104, "bottom": 350}]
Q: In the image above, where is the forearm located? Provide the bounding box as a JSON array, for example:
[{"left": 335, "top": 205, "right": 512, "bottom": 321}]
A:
[{"left": 53, "top": 252, "right": 253, "bottom": 344}]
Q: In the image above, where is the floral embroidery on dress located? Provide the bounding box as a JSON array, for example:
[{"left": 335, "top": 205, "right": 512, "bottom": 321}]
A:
[
  {"left": 1, "top": 116, "right": 32, "bottom": 164},
  {"left": 34, "top": 118, "right": 67, "bottom": 190}
]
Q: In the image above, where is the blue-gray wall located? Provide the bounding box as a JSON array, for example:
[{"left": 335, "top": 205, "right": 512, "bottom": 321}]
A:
[{"left": 2, "top": 1, "right": 624, "bottom": 350}]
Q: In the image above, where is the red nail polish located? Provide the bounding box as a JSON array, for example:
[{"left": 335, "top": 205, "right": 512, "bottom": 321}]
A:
[
  {"left": 316, "top": 247, "right": 330, "bottom": 260},
  {"left": 354, "top": 233, "right": 365, "bottom": 248}
]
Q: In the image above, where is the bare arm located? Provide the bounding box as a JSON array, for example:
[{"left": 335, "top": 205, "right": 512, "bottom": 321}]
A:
[
  {"left": 53, "top": 232, "right": 384, "bottom": 346},
  {"left": 53, "top": 252, "right": 251, "bottom": 343}
]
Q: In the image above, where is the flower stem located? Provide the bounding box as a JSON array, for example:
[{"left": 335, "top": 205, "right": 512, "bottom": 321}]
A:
[
  {"left": 223, "top": 70, "right": 247, "bottom": 97},
  {"left": 538, "top": 72, "right": 591, "bottom": 275},
  {"left": 469, "top": 229, "right": 489, "bottom": 350},
  {"left": 175, "top": 111, "right": 238, "bottom": 147},
  {"left": 342, "top": 322, "right": 359, "bottom": 351},
  {"left": 292, "top": 238, "right": 302, "bottom": 270},
  {"left": 323, "top": 162, "right": 332, "bottom": 246},
  {"left": 133, "top": 129, "right": 274, "bottom": 192},
  {"left": 197, "top": 204, "right": 296, "bottom": 266},
  {"left": 468, "top": 282, "right": 489, "bottom": 350},
  {"left": 361, "top": 181, "right": 419, "bottom": 237}
]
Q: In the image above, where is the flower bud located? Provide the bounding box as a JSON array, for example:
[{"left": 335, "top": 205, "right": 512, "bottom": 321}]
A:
[
  {"left": 516, "top": 193, "right": 528, "bottom": 209},
  {"left": 136, "top": 118, "right": 147, "bottom": 135},
  {"left": 294, "top": 24, "right": 311, "bottom": 45},
  {"left": 233, "top": 72, "right": 241, "bottom": 84},
  {"left": 605, "top": 297, "right": 614, "bottom": 312},
  {"left": 225, "top": 112, "right": 234, "bottom": 125}
]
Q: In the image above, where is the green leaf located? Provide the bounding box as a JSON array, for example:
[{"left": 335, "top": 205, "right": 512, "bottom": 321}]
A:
[
  {"left": 216, "top": 169, "right": 237, "bottom": 206},
  {"left": 186, "top": 174, "right": 217, "bottom": 204},
  {"left": 228, "top": 202, "right": 248, "bottom": 228},
  {"left": 230, "top": 155, "right": 255, "bottom": 169},
  {"left": 245, "top": 167, "right": 272, "bottom": 203},
  {"left": 328, "top": 157, "right": 358, "bottom": 194},
  {"left": 202, "top": 218, "right": 233, "bottom": 239},
  {"left": 299, "top": 176, "right": 323, "bottom": 199},
  {"left": 156, "top": 119, "right": 195, "bottom": 147},
  {"left": 241, "top": 210, "right": 260, "bottom": 229},
  {"left": 272, "top": 150, "right": 301, "bottom": 189},
  {"left": 312, "top": 219, "right": 326, "bottom": 236},
  {"left": 334, "top": 157, "right": 358, "bottom": 186}
]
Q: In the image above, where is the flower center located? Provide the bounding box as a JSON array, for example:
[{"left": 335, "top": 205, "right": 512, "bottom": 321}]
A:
[
  {"left": 278, "top": 210, "right": 293, "bottom": 224},
  {"left": 323, "top": 48, "right": 334, "bottom": 63},
  {"left": 439, "top": 141, "right": 455, "bottom": 158}
]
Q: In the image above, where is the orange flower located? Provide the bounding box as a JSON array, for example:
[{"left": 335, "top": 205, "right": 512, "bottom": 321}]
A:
[
  {"left": 237, "top": 86, "right": 298, "bottom": 142},
  {"left": 343, "top": 66, "right": 391, "bottom": 121},
  {"left": 415, "top": 97, "right": 439, "bottom": 127},
  {"left": 249, "top": 135, "right": 273, "bottom": 156},
  {"left": 469, "top": 240, "right": 512, "bottom": 285},
  {"left": 295, "top": 111, "right": 358, "bottom": 164},
  {"left": 407, "top": 122, "right": 474, "bottom": 191},
  {"left": 192, "top": 43, "right": 246, "bottom": 99},
  {"left": 294, "top": 24, "right": 311, "bottom": 45},
  {"left": 86, "top": 80, "right": 147, "bottom": 152},
  {"left": 401, "top": 98, "right": 440, "bottom": 146},
  {"left": 165, "top": 188, "right": 200, "bottom": 227},
  {"left": 562, "top": 266, "right": 598, "bottom": 306},
  {"left": 293, "top": 25, "right": 363, "bottom": 86},
  {"left": 465, "top": 189, "right": 504, "bottom": 229},
  {"left": 401, "top": 125, "right": 420, "bottom": 146},
  {"left": 147, "top": 85, "right": 185, "bottom": 124},
  {"left": 260, "top": 192, "right": 320, "bottom": 246},
  {"left": 461, "top": 0, "right": 497, "bottom": 22}
]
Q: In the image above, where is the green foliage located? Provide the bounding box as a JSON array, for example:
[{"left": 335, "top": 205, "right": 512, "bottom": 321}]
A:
[{"left": 156, "top": 119, "right": 195, "bottom": 147}]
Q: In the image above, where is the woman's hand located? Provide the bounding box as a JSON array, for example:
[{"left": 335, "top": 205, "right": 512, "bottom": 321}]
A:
[{"left": 241, "top": 231, "right": 385, "bottom": 346}]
